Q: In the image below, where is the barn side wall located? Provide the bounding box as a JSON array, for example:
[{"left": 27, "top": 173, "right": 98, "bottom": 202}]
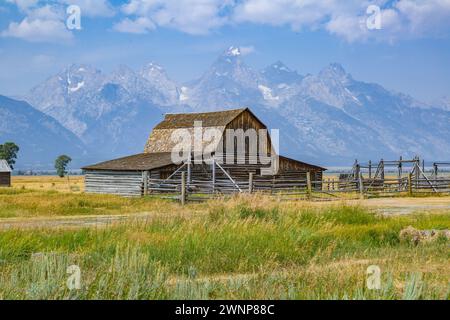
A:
[
  {"left": 0, "top": 172, "right": 11, "bottom": 187},
  {"left": 84, "top": 170, "right": 143, "bottom": 196}
]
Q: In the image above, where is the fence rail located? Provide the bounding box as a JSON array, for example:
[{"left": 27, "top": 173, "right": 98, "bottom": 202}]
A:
[{"left": 144, "top": 172, "right": 450, "bottom": 203}]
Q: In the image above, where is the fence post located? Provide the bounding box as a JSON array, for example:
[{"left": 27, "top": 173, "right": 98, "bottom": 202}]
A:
[
  {"left": 306, "top": 171, "right": 312, "bottom": 199},
  {"left": 211, "top": 158, "right": 216, "bottom": 193},
  {"left": 353, "top": 164, "right": 361, "bottom": 180},
  {"left": 181, "top": 171, "right": 186, "bottom": 205},
  {"left": 248, "top": 172, "right": 254, "bottom": 194},
  {"left": 187, "top": 159, "right": 191, "bottom": 187},
  {"left": 415, "top": 157, "right": 420, "bottom": 189},
  {"left": 408, "top": 173, "right": 413, "bottom": 196},
  {"left": 359, "top": 173, "right": 364, "bottom": 199}
]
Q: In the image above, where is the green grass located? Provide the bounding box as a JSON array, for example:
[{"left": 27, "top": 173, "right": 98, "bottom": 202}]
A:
[
  {"left": 0, "top": 198, "right": 448, "bottom": 299},
  {"left": 0, "top": 188, "right": 186, "bottom": 218}
]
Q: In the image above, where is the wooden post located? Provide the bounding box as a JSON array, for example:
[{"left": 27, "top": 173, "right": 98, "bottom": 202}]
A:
[
  {"left": 181, "top": 171, "right": 186, "bottom": 205},
  {"left": 433, "top": 163, "right": 438, "bottom": 178},
  {"left": 415, "top": 157, "right": 420, "bottom": 189},
  {"left": 359, "top": 173, "right": 364, "bottom": 199},
  {"left": 187, "top": 158, "right": 191, "bottom": 187},
  {"left": 211, "top": 158, "right": 216, "bottom": 193},
  {"left": 306, "top": 171, "right": 312, "bottom": 199},
  {"left": 368, "top": 160, "right": 372, "bottom": 180},
  {"left": 398, "top": 156, "right": 403, "bottom": 191},
  {"left": 248, "top": 172, "right": 254, "bottom": 194},
  {"left": 353, "top": 160, "right": 359, "bottom": 180},
  {"left": 355, "top": 163, "right": 360, "bottom": 181},
  {"left": 142, "top": 171, "right": 148, "bottom": 196},
  {"left": 408, "top": 173, "right": 413, "bottom": 196},
  {"left": 380, "top": 159, "right": 385, "bottom": 185}
]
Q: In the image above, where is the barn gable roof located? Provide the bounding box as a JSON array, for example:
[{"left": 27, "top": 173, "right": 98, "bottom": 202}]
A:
[
  {"left": 144, "top": 108, "right": 267, "bottom": 154},
  {"left": 82, "top": 152, "right": 181, "bottom": 171},
  {"left": 154, "top": 108, "right": 248, "bottom": 129},
  {"left": 0, "top": 160, "right": 12, "bottom": 173},
  {"left": 82, "top": 108, "right": 326, "bottom": 172}
]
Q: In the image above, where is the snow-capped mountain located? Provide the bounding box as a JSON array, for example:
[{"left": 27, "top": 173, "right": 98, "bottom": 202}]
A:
[
  {"left": 177, "top": 48, "right": 450, "bottom": 162},
  {"left": 262, "top": 61, "right": 303, "bottom": 87},
  {"left": 139, "top": 62, "right": 181, "bottom": 106},
  {"left": 15, "top": 46, "right": 450, "bottom": 167},
  {"left": 181, "top": 46, "right": 267, "bottom": 111},
  {"left": 27, "top": 64, "right": 104, "bottom": 137},
  {"left": 25, "top": 63, "right": 184, "bottom": 160}
]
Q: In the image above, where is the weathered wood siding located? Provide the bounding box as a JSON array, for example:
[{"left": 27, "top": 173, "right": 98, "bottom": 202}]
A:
[
  {"left": 0, "top": 172, "right": 11, "bottom": 187},
  {"left": 84, "top": 170, "right": 143, "bottom": 196},
  {"left": 220, "top": 109, "right": 271, "bottom": 159}
]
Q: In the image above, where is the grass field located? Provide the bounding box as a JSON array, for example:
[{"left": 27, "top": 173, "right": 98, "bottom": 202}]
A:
[
  {"left": 11, "top": 176, "right": 85, "bottom": 193},
  {"left": 0, "top": 177, "right": 449, "bottom": 300}
]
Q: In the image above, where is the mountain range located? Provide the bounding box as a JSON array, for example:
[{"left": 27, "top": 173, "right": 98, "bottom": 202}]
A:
[
  {"left": 1, "top": 46, "right": 450, "bottom": 169},
  {"left": 0, "top": 95, "right": 85, "bottom": 169}
]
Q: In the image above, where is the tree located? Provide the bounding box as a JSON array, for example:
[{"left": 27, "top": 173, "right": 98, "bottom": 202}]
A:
[
  {"left": 55, "top": 155, "right": 72, "bottom": 178},
  {"left": 0, "top": 142, "right": 19, "bottom": 169}
]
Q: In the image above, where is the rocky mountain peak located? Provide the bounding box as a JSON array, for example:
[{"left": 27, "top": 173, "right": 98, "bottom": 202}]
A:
[
  {"left": 262, "top": 61, "right": 303, "bottom": 86},
  {"left": 319, "top": 63, "right": 351, "bottom": 81},
  {"left": 224, "top": 46, "right": 241, "bottom": 57}
]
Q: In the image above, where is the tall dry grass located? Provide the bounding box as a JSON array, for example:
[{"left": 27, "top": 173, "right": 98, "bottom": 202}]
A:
[{"left": 0, "top": 195, "right": 448, "bottom": 299}]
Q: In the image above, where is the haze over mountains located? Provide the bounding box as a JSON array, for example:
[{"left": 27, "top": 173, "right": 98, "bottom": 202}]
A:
[
  {"left": 1, "top": 46, "right": 450, "bottom": 169},
  {"left": 0, "top": 95, "right": 85, "bottom": 169}
]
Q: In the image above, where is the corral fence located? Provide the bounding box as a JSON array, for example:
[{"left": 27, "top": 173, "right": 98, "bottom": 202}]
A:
[{"left": 144, "top": 160, "right": 450, "bottom": 204}]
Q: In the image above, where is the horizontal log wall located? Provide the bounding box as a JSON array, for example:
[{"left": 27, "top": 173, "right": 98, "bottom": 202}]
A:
[{"left": 85, "top": 170, "right": 143, "bottom": 196}]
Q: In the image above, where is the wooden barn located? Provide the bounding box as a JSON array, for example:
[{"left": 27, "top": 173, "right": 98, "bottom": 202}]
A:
[
  {"left": 83, "top": 108, "right": 325, "bottom": 196},
  {"left": 0, "top": 160, "right": 12, "bottom": 187}
]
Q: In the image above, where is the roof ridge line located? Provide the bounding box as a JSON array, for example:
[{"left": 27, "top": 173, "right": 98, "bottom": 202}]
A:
[{"left": 163, "top": 107, "right": 248, "bottom": 116}]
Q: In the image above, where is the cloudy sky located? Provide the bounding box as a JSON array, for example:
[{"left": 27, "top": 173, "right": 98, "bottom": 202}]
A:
[{"left": 1, "top": 0, "right": 449, "bottom": 102}]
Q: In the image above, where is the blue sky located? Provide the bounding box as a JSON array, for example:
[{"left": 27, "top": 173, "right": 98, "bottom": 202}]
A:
[{"left": 0, "top": 0, "right": 449, "bottom": 103}]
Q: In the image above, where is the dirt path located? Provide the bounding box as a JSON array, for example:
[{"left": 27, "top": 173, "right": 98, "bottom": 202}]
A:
[
  {"left": 361, "top": 197, "right": 450, "bottom": 215},
  {"left": 0, "top": 197, "right": 449, "bottom": 230},
  {"left": 0, "top": 212, "right": 186, "bottom": 230}
]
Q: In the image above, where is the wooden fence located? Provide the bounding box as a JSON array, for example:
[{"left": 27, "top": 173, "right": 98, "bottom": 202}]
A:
[{"left": 144, "top": 171, "right": 450, "bottom": 203}]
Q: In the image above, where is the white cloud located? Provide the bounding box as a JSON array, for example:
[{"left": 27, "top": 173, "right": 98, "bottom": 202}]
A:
[
  {"left": 113, "top": 17, "right": 155, "bottom": 34},
  {"left": 2, "top": 1, "right": 73, "bottom": 43},
  {"left": 119, "top": 0, "right": 232, "bottom": 35},
  {"left": 5, "top": 0, "right": 450, "bottom": 42},
  {"left": 28, "top": 4, "right": 64, "bottom": 20},
  {"left": 396, "top": 0, "right": 450, "bottom": 36},
  {"left": 1, "top": 17, "right": 73, "bottom": 42},
  {"left": 5, "top": 0, "right": 38, "bottom": 11},
  {"left": 233, "top": 0, "right": 450, "bottom": 42},
  {"left": 60, "top": 0, "right": 115, "bottom": 17}
]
